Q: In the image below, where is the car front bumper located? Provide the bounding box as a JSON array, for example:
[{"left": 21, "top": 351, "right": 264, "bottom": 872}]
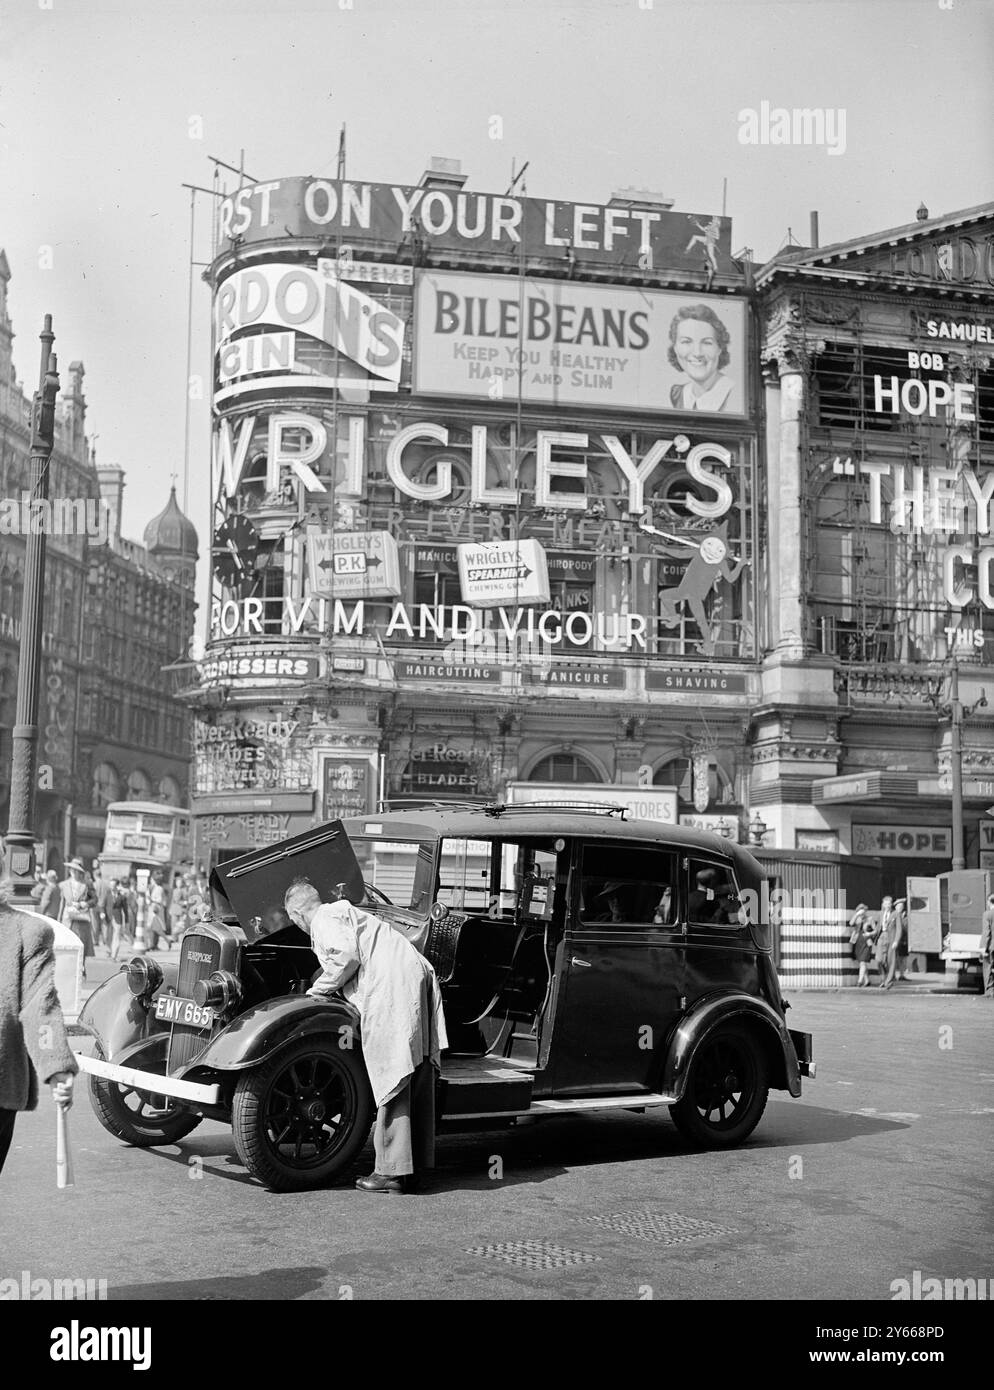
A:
[{"left": 74, "top": 1052, "right": 221, "bottom": 1106}]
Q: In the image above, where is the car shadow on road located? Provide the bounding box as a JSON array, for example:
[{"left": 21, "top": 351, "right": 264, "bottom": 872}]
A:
[
  {"left": 139, "top": 1099, "right": 908, "bottom": 1194},
  {"left": 107, "top": 1266, "right": 329, "bottom": 1300}
]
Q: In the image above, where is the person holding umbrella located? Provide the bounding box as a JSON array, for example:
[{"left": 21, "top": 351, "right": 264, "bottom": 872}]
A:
[{"left": 0, "top": 876, "right": 76, "bottom": 1176}]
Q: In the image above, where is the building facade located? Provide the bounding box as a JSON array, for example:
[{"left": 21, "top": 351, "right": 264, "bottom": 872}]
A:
[
  {"left": 0, "top": 248, "right": 198, "bottom": 870},
  {"left": 184, "top": 169, "right": 994, "bottom": 985},
  {"left": 72, "top": 479, "right": 199, "bottom": 865},
  {"left": 186, "top": 162, "right": 761, "bottom": 864},
  {"left": 755, "top": 202, "right": 994, "bottom": 979}
]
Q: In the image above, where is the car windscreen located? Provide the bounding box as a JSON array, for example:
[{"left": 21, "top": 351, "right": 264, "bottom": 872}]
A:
[{"left": 349, "top": 836, "right": 436, "bottom": 915}]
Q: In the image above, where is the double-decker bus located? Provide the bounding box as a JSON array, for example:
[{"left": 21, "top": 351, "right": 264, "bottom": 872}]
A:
[{"left": 99, "top": 802, "right": 194, "bottom": 899}]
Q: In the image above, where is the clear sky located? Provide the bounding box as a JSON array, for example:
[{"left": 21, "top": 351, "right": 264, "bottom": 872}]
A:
[{"left": 1, "top": 0, "right": 992, "bottom": 627}]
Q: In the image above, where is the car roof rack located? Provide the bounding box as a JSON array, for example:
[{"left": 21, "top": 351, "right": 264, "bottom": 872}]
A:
[
  {"left": 376, "top": 799, "right": 488, "bottom": 813},
  {"left": 482, "top": 802, "right": 629, "bottom": 820}
]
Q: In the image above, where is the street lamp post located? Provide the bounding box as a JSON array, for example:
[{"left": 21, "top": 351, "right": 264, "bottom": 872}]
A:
[
  {"left": 949, "top": 657, "right": 964, "bottom": 871},
  {"left": 4, "top": 317, "right": 59, "bottom": 902},
  {"left": 940, "top": 654, "right": 988, "bottom": 874}
]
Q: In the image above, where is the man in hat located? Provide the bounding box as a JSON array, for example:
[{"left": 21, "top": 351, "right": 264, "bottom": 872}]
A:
[
  {"left": 284, "top": 878, "right": 447, "bottom": 1194},
  {"left": 59, "top": 859, "right": 94, "bottom": 978}
]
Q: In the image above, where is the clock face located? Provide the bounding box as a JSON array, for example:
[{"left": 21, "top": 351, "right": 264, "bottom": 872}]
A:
[{"left": 213, "top": 513, "right": 259, "bottom": 589}]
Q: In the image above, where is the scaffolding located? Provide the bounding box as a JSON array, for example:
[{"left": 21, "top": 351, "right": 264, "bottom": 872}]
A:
[{"left": 800, "top": 295, "right": 994, "bottom": 672}]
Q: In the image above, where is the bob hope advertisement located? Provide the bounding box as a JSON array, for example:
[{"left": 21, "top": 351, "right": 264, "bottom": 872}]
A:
[{"left": 414, "top": 272, "right": 747, "bottom": 414}]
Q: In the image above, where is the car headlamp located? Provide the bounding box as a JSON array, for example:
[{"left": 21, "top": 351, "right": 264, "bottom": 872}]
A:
[
  {"left": 193, "top": 970, "right": 241, "bottom": 1016},
  {"left": 125, "top": 955, "right": 163, "bottom": 999}
]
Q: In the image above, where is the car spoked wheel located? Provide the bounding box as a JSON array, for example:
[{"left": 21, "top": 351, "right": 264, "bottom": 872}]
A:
[
  {"left": 89, "top": 1073, "right": 203, "bottom": 1147},
  {"left": 232, "top": 1037, "right": 374, "bottom": 1191},
  {"left": 669, "top": 1024, "right": 769, "bottom": 1148}
]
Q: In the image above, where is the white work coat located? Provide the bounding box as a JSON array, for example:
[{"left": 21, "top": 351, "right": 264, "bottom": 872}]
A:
[{"left": 307, "top": 901, "right": 448, "bottom": 1107}]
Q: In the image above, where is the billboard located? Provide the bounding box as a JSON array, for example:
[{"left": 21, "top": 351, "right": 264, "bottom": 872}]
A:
[
  {"left": 457, "top": 539, "right": 550, "bottom": 608},
  {"left": 218, "top": 176, "right": 735, "bottom": 276},
  {"left": 307, "top": 529, "right": 402, "bottom": 599},
  {"left": 413, "top": 272, "right": 747, "bottom": 414},
  {"left": 213, "top": 262, "right": 405, "bottom": 402}
]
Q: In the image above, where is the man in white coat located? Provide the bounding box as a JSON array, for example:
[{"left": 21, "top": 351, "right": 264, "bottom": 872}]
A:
[{"left": 284, "top": 878, "right": 448, "bottom": 1194}]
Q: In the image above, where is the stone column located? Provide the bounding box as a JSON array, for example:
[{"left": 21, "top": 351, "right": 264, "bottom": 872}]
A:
[{"left": 775, "top": 366, "right": 805, "bottom": 657}]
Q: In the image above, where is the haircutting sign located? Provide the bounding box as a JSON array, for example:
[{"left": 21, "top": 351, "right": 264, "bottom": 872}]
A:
[{"left": 414, "top": 273, "right": 746, "bottom": 414}]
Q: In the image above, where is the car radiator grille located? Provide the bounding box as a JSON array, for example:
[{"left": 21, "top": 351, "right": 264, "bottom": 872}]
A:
[{"left": 167, "top": 932, "right": 221, "bottom": 1075}]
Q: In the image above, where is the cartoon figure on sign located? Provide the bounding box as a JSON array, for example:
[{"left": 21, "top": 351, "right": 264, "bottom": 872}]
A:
[{"left": 642, "top": 519, "right": 747, "bottom": 657}]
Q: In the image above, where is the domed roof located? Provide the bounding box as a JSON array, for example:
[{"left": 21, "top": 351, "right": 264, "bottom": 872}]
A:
[{"left": 144, "top": 485, "right": 198, "bottom": 558}]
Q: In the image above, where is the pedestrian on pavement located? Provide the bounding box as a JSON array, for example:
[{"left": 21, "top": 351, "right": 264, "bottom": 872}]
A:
[
  {"left": 91, "top": 862, "right": 113, "bottom": 955},
  {"left": 38, "top": 870, "right": 62, "bottom": 923},
  {"left": 284, "top": 877, "right": 448, "bottom": 1195},
  {"left": 30, "top": 869, "right": 46, "bottom": 907},
  {"left": 59, "top": 859, "right": 94, "bottom": 978},
  {"left": 109, "top": 879, "right": 134, "bottom": 961},
  {"left": 980, "top": 894, "right": 994, "bottom": 1000},
  {"left": 875, "top": 895, "right": 897, "bottom": 989},
  {"left": 848, "top": 903, "right": 876, "bottom": 986},
  {"left": 888, "top": 898, "right": 910, "bottom": 983},
  {"left": 147, "top": 871, "right": 171, "bottom": 951},
  {"left": 0, "top": 876, "right": 77, "bottom": 1177}
]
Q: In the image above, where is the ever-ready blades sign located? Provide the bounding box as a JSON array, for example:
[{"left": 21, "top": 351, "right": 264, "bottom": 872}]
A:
[
  {"left": 457, "top": 539, "right": 550, "bottom": 608},
  {"left": 307, "top": 529, "right": 402, "bottom": 599}
]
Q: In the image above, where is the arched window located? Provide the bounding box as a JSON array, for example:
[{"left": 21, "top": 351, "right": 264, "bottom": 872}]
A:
[
  {"left": 528, "top": 751, "right": 603, "bottom": 784},
  {"left": 127, "top": 767, "right": 153, "bottom": 800},
  {"left": 158, "top": 774, "right": 182, "bottom": 806},
  {"left": 92, "top": 762, "right": 121, "bottom": 807}
]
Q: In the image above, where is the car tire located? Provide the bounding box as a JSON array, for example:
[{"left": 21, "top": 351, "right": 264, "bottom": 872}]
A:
[
  {"left": 89, "top": 1072, "right": 203, "bottom": 1147},
  {"left": 231, "top": 1036, "right": 374, "bottom": 1192},
  {"left": 668, "top": 1024, "right": 769, "bottom": 1148}
]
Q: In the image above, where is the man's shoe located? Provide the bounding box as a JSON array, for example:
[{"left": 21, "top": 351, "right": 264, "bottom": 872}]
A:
[{"left": 355, "top": 1172, "right": 406, "bottom": 1194}]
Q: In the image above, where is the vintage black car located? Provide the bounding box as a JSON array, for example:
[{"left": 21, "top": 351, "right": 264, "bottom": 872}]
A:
[{"left": 74, "top": 804, "right": 815, "bottom": 1190}]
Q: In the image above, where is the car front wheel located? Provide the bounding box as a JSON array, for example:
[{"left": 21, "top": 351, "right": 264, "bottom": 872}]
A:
[
  {"left": 669, "top": 1024, "right": 769, "bottom": 1148},
  {"left": 231, "top": 1037, "right": 374, "bottom": 1191},
  {"left": 89, "top": 1073, "right": 203, "bottom": 1147}
]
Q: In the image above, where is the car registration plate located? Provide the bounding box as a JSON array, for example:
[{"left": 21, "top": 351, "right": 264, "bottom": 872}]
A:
[{"left": 154, "top": 995, "right": 213, "bottom": 1029}]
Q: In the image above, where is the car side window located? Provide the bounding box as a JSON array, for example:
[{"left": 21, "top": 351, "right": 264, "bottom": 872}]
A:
[
  {"left": 578, "top": 843, "right": 677, "bottom": 926},
  {"left": 687, "top": 858, "right": 742, "bottom": 927}
]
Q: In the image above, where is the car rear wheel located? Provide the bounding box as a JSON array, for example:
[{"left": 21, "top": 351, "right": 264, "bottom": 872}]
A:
[
  {"left": 89, "top": 1073, "right": 203, "bottom": 1147},
  {"left": 231, "top": 1037, "right": 374, "bottom": 1191},
  {"left": 669, "top": 1024, "right": 769, "bottom": 1148}
]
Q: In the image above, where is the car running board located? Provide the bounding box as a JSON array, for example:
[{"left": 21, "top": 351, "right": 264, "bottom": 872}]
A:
[{"left": 444, "top": 1091, "right": 679, "bottom": 1121}]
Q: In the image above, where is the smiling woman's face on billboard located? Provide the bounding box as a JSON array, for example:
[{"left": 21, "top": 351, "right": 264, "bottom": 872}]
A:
[{"left": 673, "top": 318, "right": 724, "bottom": 390}]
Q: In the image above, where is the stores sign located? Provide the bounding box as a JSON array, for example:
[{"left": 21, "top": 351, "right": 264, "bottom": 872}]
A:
[
  {"left": 457, "top": 539, "right": 550, "bottom": 608},
  {"left": 415, "top": 273, "right": 746, "bottom": 415}
]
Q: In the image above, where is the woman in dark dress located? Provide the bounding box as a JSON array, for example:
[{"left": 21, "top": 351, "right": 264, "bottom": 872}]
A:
[{"left": 849, "top": 903, "right": 876, "bottom": 987}]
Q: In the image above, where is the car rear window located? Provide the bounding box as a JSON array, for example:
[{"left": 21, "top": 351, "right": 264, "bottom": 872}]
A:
[
  {"left": 687, "top": 858, "right": 743, "bottom": 927},
  {"left": 579, "top": 843, "right": 677, "bottom": 926}
]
